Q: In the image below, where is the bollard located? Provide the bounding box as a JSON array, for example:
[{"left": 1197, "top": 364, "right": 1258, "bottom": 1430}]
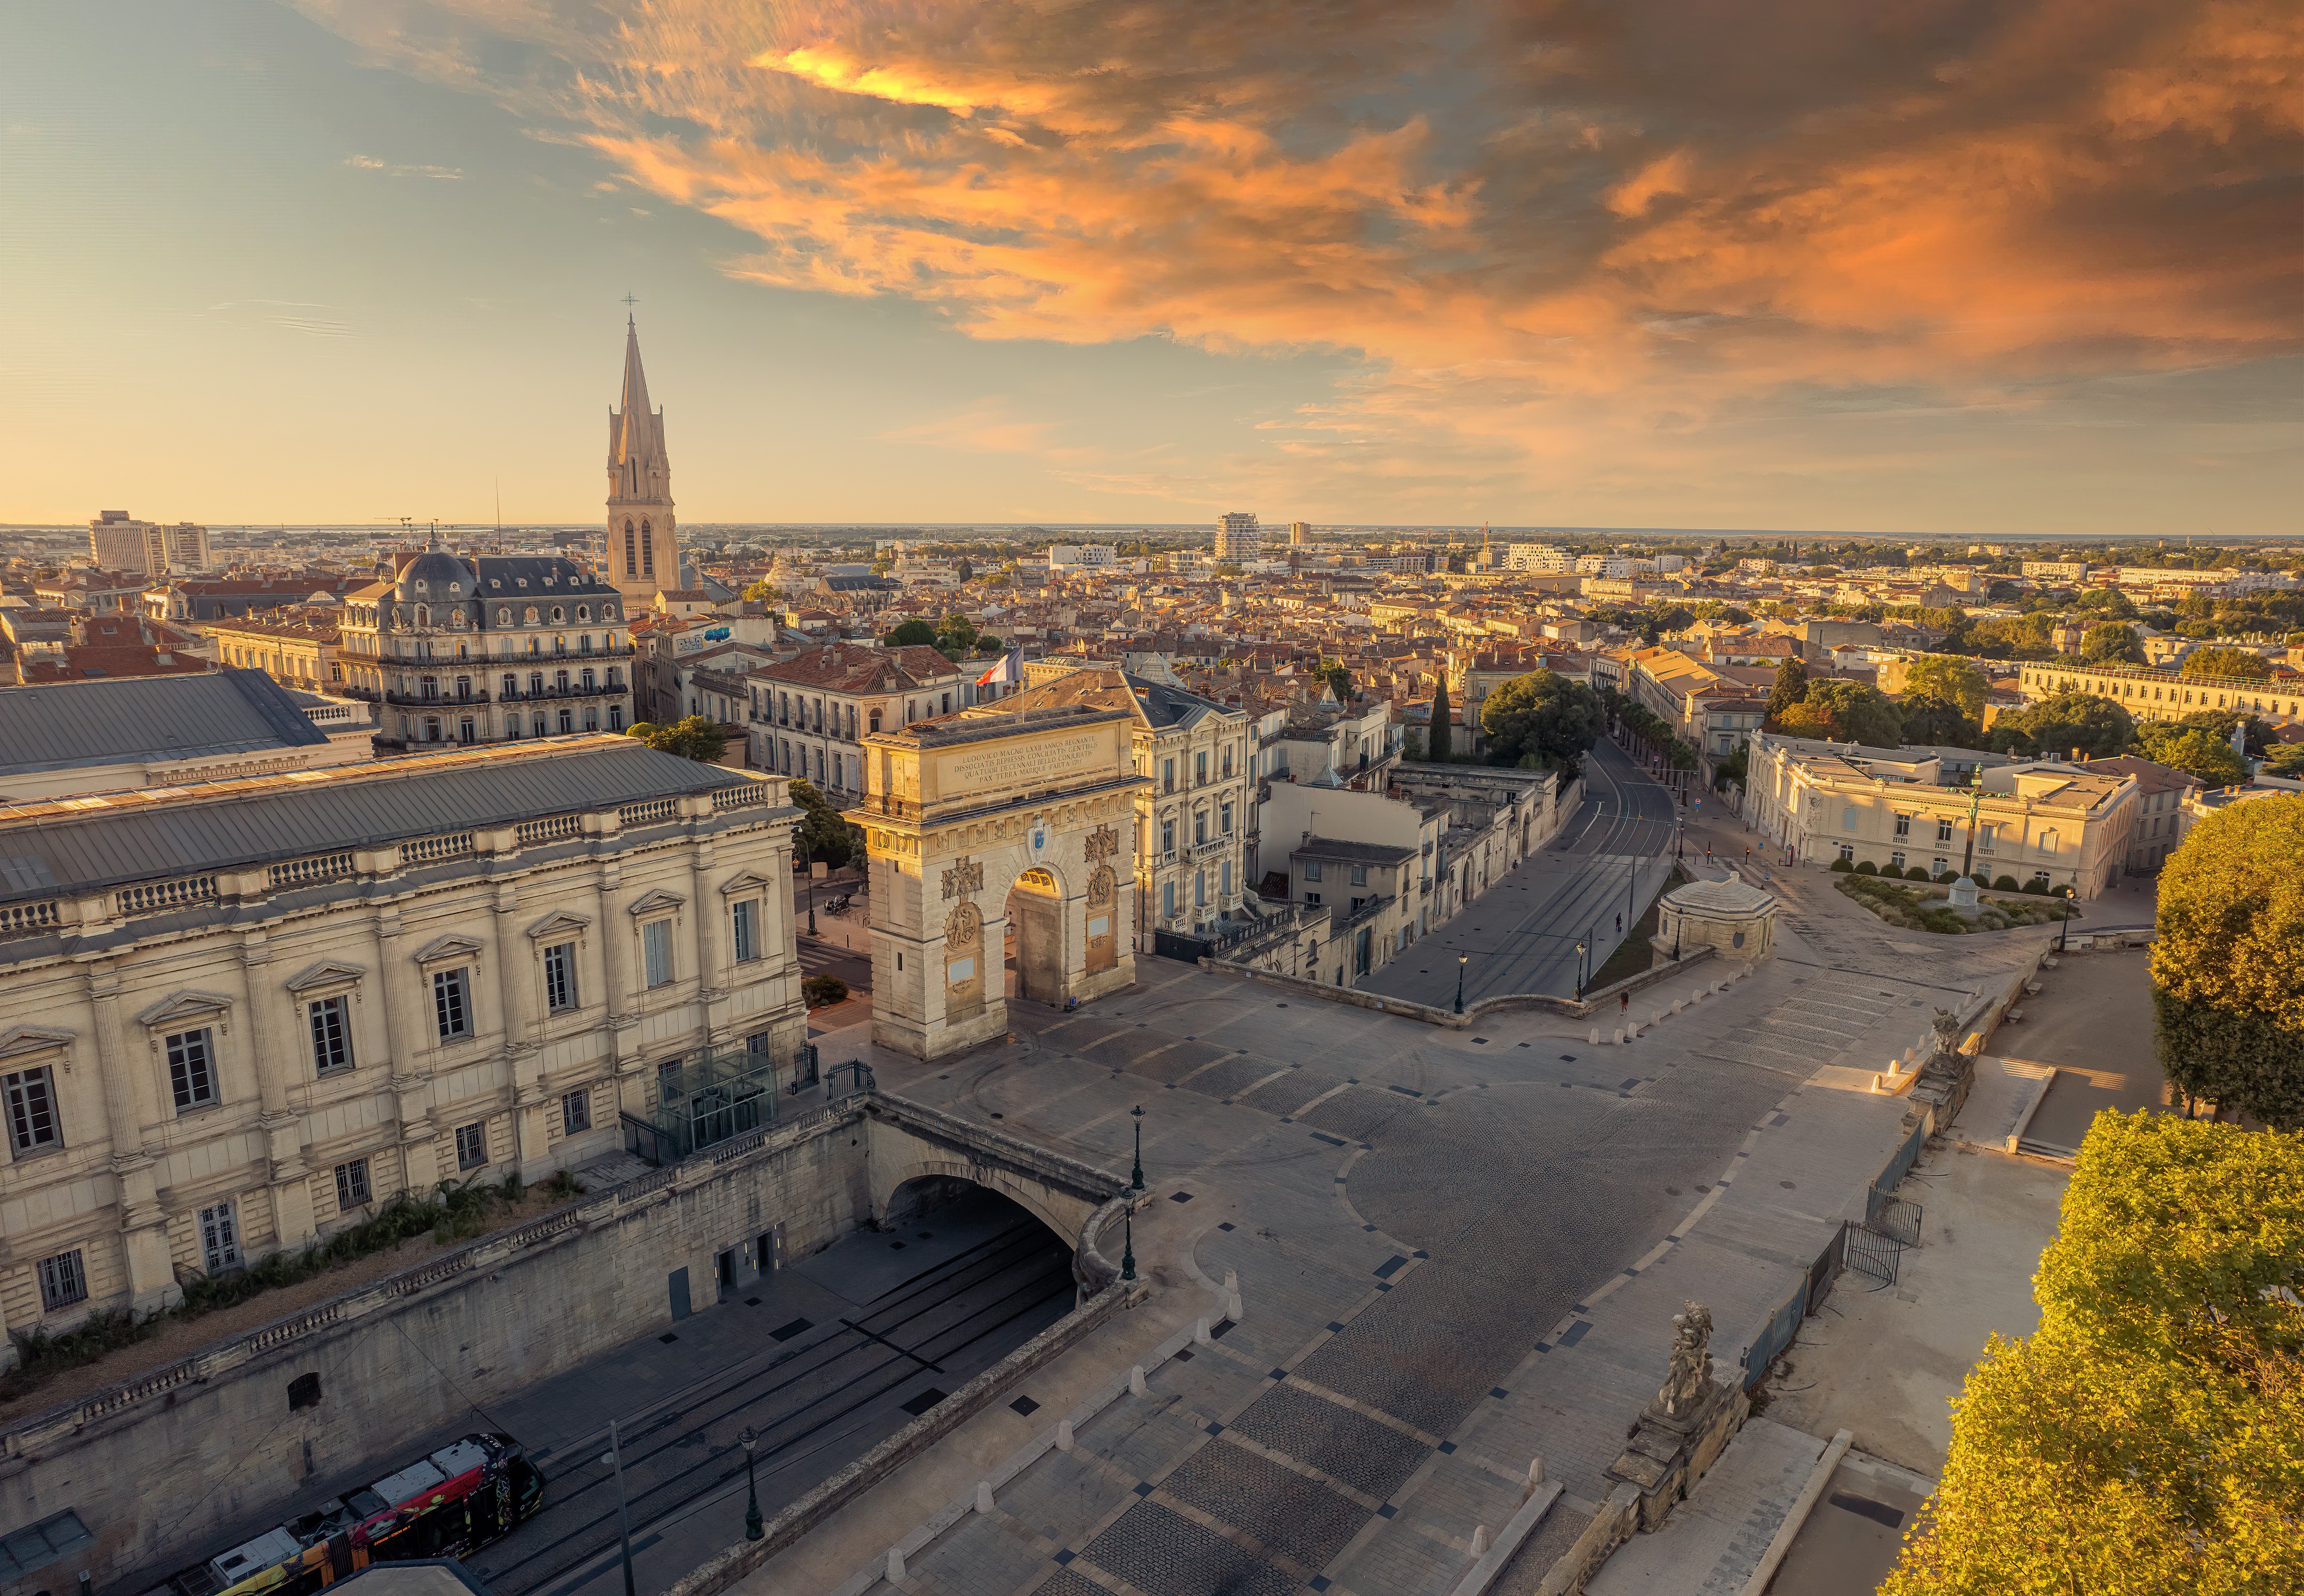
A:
[
  {"left": 1529, "top": 1456, "right": 1545, "bottom": 1486},
  {"left": 1130, "top": 1365, "right": 1147, "bottom": 1397},
  {"left": 1195, "top": 1316, "right": 1212, "bottom": 1345},
  {"left": 976, "top": 1480, "right": 994, "bottom": 1515},
  {"left": 887, "top": 1548, "right": 906, "bottom": 1581},
  {"left": 1471, "top": 1525, "right": 1490, "bottom": 1556},
  {"left": 1056, "top": 1419, "right": 1074, "bottom": 1451},
  {"left": 1589, "top": 1027, "right": 1601, "bottom": 1045},
  {"left": 1225, "top": 1268, "right": 1243, "bottom": 1321}
]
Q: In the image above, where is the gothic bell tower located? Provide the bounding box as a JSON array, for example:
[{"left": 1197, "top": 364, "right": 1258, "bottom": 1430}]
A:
[{"left": 607, "top": 314, "right": 675, "bottom": 607}]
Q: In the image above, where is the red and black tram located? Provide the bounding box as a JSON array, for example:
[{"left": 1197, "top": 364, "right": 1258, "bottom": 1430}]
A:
[{"left": 145, "top": 1433, "right": 544, "bottom": 1596}]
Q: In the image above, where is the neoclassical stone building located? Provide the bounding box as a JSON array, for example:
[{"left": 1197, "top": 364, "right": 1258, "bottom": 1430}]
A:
[{"left": 0, "top": 737, "right": 804, "bottom": 1350}]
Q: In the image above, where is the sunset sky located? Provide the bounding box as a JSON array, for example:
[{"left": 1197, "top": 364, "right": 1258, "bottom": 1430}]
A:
[{"left": 3, "top": 0, "right": 2298, "bottom": 532}]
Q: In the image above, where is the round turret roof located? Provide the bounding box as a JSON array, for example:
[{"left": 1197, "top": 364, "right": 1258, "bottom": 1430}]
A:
[{"left": 396, "top": 548, "right": 475, "bottom": 602}]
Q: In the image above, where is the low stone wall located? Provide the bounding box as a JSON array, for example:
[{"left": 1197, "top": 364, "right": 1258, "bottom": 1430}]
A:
[
  {"left": 1198, "top": 946, "right": 1717, "bottom": 1027},
  {"left": 6, "top": 1097, "right": 879, "bottom": 1592},
  {"left": 662, "top": 1276, "right": 1149, "bottom": 1596}
]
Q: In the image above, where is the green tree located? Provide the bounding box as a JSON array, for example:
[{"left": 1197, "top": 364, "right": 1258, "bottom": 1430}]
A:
[
  {"left": 2134, "top": 725, "right": 2249, "bottom": 787},
  {"left": 2264, "top": 742, "right": 2304, "bottom": 778},
  {"left": 883, "top": 618, "right": 937, "bottom": 648},
  {"left": 2183, "top": 646, "right": 2273, "bottom": 680},
  {"left": 1429, "top": 679, "right": 1452, "bottom": 762},
  {"left": 1884, "top": 1114, "right": 2304, "bottom": 1595},
  {"left": 934, "top": 613, "right": 980, "bottom": 661},
  {"left": 1903, "top": 655, "right": 1989, "bottom": 719},
  {"left": 1323, "top": 662, "right": 1353, "bottom": 701},
  {"left": 2079, "top": 622, "right": 2140, "bottom": 665},
  {"left": 1799, "top": 679, "right": 1904, "bottom": 748},
  {"left": 740, "top": 576, "right": 778, "bottom": 603},
  {"left": 1897, "top": 693, "right": 1976, "bottom": 748},
  {"left": 786, "top": 778, "right": 855, "bottom": 868},
  {"left": 1480, "top": 670, "right": 1605, "bottom": 772},
  {"left": 955, "top": 557, "right": 973, "bottom": 583},
  {"left": 2151, "top": 799, "right": 2304, "bottom": 1126},
  {"left": 1765, "top": 656, "right": 1810, "bottom": 723},
  {"left": 1988, "top": 692, "right": 2134, "bottom": 760},
  {"left": 624, "top": 716, "right": 728, "bottom": 763}
]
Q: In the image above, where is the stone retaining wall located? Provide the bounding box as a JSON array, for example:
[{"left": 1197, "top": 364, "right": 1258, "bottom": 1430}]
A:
[{"left": 1198, "top": 945, "right": 1717, "bottom": 1026}]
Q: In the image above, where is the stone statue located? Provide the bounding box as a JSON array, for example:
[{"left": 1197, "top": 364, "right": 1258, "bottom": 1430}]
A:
[
  {"left": 1930, "top": 1007, "right": 1962, "bottom": 1063},
  {"left": 1657, "top": 1300, "right": 1715, "bottom": 1417}
]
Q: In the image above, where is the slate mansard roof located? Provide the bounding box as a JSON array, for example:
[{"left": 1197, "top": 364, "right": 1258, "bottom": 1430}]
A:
[
  {"left": 0, "top": 736, "right": 768, "bottom": 906},
  {"left": 0, "top": 667, "right": 327, "bottom": 779}
]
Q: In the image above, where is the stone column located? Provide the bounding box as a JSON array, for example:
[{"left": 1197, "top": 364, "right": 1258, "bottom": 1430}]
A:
[
  {"left": 373, "top": 909, "right": 436, "bottom": 1192},
  {"left": 494, "top": 887, "right": 552, "bottom": 1178},
  {"left": 240, "top": 933, "right": 318, "bottom": 1250},
  {"left": 596, "top": 861, "right": 647, "bottom": 1120},
  {"left": 86, "top": 961, "right": 179, "bottom": 1312},
  {"left": 689, "top": 838, "right": 724, "bottom": 1047}
]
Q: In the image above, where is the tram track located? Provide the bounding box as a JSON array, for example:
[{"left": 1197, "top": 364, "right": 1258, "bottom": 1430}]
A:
[{"left": 473, "top": 1223, "right": 1073, "bottom": 1596}]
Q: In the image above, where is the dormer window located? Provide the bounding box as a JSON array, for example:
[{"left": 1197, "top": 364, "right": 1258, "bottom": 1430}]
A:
[
  {"left": 524, "top": 606, "right": 539, "bottom": 625},
  {"left": 497, "top": 608, "right": 512, "bottom": 625},
  {"left": 490, "top": 579, "right": 501, "bottom": 589},
  {"left": 517, "top": 578, "right": 529, "bottom": 589},
  {"left": 449, "top": 583, "right": 462, "bottom": 595},
  {"left": 544, "top": 576, "right": 556, "bottom": 587},
  {"left": 603, "top": 605, "right": 618, "bottom": 620},
  {"left": 550, "top": 606, "right": 565, "bottom": 624},
  {"left": 414, "top": 580, "right": 429, "bottom": 594},
  {"left": 576, "top": 605, "right": 590, "bottom": 622}
]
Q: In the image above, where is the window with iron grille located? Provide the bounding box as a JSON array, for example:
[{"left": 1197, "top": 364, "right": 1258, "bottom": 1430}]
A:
[
  {"left": 455, "top": 1121, "right": 486, "bottom": 1171},
  {"left": 643, "top": 920, "right": 674, "bottom": 988},
  {"left": 37, "top": 1249, "right": 86, "bottom": 1312},
  {"left": 731, "top": 899, "right": 759, "bottom": 963},
  {"left": 562, "top": 1090, "right": 592, "bottom": 1135},
  {"left": 334, "top": 1158, "right": 371, "bottom": 1210},
  {"left": 433, "top": 968, "right": 470, "bottom": 1039},
  {"left": 4, "top": 1066, "right": 59, "bottom": 1155},
  {"left": 543, "top": 942, "right": 577, "bottom": 1012},
  {"left": 167, "top": 1028, "right": 217, "bottom": 1110},
  {"left": 308, "top": 997, "right": 352, "bottom": 1074}
]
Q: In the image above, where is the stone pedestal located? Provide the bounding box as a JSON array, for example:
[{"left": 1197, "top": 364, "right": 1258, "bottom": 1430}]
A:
[
  {"left": 1605, "top": 1379, "right": 1748, "bottom": 1530},
  {"left": 1947, "top": 875, "right": 1980, "bottom": 909}
]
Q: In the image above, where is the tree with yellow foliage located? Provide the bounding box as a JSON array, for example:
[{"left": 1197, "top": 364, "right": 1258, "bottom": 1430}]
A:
[{"left": 1884, "top": 1113, "right": 2304, "bottom": 1594}]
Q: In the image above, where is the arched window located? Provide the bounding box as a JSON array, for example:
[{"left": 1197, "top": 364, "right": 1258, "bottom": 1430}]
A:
[
  {"left": 577, "top": 605, "right": 590, "bottom": 622},
  {"left": 603, "top": 603, "right": 618, "bottom": 621},
  {"left": 524, "top": 606, "right": 538, "bottom": 625},
  {"left": 415, "top": 605, "right": 430, "bottom": 627},
  {"left": 641, "top": 519, "right": 655, "bottom": 576},
  {"left": 497, "top": 607, "right": 512, "bottom": 625},
  {"left": 551, "top": 606, "right": 565, "bottom": 624},
  {"left": 624, "top": 520, "right": 637, "bottom": 576}
]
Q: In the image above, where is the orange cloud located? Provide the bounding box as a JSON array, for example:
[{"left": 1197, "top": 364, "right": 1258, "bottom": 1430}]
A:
[{"left": 291, "top": 0, "right": 2304, "bottom": 517}]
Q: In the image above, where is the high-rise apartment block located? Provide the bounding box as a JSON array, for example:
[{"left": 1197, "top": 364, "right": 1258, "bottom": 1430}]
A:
[
  {"left": 1288, "top": 521, "right": 1311, "bottom": 546},
  {"left": 88, "top": 511, "right": 211, "bottom": 577},
  {"left": 1504, "top": 542, "right": 1571, "bottom": 572},
  {"left": 1216, "top": 511, "right": 1262, "bottom": 564}
]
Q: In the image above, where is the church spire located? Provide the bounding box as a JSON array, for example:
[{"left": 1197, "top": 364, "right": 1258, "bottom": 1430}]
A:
[{"left": 606, "top": 312, "right": 674, "bottom": 606}]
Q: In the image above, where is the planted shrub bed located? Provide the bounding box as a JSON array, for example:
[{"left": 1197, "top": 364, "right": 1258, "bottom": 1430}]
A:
[{"left": 1834, "top": 872, "right": 2076, "bottom": 934}]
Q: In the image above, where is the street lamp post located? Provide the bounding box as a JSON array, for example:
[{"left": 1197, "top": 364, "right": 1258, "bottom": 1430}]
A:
[
  {"left": 1130, "top": 1104, "right": 1145, "bottom": 1192},
  {"left": 1120, "top": 1209, "right": 1136, "bottom": 1282},
  {"left": 2059, "top": 867, "right": 2079, "bottom": 952},
  {"left": 608, "top": 1419, "right": 638, "bottom": 1596},
  {"left": 1453, "top": 953, "right": 1468, "bottom": 1015},
  {"left": 740, "top": 1427, "right": 763, "bottom": 1541},
  {"left": 1958, "top": 773, "right": 1987, "bottom": 883},
  {"left": 802, "top": 834, "right": 817, "bottom": 937},
  {"left": 1574, "top": 939, "right": 1587, "bottom": 999}
]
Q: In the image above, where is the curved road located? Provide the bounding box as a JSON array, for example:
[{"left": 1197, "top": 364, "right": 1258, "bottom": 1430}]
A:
[{"left": 1362, "top": 737, "right": 1682, "bottom": 1005}]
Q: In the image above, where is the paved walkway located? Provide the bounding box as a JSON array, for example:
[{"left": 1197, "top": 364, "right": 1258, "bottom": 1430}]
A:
[
  {"left": 1585, "top": 1418, "right": 1828, "bottom": 1595},
  {"left": 731, "top": 900, "right": 2053, "bottom": 1596}
]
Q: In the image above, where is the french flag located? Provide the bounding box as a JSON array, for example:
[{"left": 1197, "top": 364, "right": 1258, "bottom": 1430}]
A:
[{"left": 977, "top": 648, "right": 1023, "bottom": 688}]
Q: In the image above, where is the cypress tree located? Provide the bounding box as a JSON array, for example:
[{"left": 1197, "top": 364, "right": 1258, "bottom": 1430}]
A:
[{"left": 1430, "top": 679, "right": 1452, "bottom": 762}]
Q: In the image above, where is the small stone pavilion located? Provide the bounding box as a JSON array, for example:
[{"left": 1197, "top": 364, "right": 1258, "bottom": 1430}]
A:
[{"left": 1655, "top": 872, "right": 1778, "bottom": 962}]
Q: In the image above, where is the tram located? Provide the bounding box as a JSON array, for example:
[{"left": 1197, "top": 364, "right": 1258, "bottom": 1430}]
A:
[{"left": 145, "top": 1433, "right": 544, "bottom": 1596}]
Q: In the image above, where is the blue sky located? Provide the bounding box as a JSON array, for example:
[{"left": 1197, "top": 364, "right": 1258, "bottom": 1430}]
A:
[{"left": 3, "top": 0, "right": 2297, "bottom": 533}]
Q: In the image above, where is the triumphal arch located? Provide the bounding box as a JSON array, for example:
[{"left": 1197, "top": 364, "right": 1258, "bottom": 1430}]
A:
[{"left": 852, "top": 703, "right": 1146, "bottom": 1059}]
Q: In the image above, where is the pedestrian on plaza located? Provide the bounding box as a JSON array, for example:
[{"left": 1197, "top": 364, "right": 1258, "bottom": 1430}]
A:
[{"left": 1620, "top": 991, "right": 1630, "bottom": 1021}]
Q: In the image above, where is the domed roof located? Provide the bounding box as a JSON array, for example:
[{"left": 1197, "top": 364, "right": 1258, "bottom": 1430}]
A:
[
  {"left": 1663, "top": 871, "right": 1776, "bottom": 917},
  {"left": 396, "top": 547, "right": 474, "bottom": 602}
]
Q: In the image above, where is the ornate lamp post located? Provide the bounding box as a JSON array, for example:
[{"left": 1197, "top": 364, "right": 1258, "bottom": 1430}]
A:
[
  {"left": 1120, "top": 1210, "right": 1137, "bottom": 1282},
  {"left": 801, "top": 832, "right": 817, "bottom": 937},
  {"left": 740, "top": 1426, "right": 763, "bottom": 1540},
  {"left": 1130, "top": 1104, "right": 1145, "bottom": 1192},
  {"left": 1574, "top": 939, "right": 1587, "bottom": 999},
  {"left": 1453, "top": 953, "right": 1468, "bottom": 1015}
]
